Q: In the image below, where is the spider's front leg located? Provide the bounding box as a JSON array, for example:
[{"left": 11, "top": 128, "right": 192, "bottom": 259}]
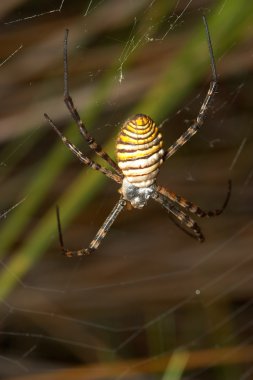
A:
[
  {"left": 164, "top": 16, "right": 217, "bottom": 161},
  {"left": 63, "top": 29, "right": 121, "bottom": 176},
  {"left": 56, "top": 198, "right": 126, "bottom": 257},
  {"left": 44, "top": 113, "right": 122, "bottom": 184}
]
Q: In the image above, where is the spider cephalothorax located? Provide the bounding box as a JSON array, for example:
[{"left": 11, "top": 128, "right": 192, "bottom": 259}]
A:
[
  {"left": 44, "top": 17, "right": 231, "bottom": 257},
  {"left": 120, "top": 178, "right": 156, "bottom": 209}
]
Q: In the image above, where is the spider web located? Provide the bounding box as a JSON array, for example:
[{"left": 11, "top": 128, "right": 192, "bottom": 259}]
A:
[{"left": 0, "top": 0, "right": 253, "bottom": 379}]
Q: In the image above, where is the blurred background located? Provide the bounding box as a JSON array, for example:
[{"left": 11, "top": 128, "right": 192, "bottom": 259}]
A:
[{"left": 0, "top": 0, "right": 253, "bottom": 379}]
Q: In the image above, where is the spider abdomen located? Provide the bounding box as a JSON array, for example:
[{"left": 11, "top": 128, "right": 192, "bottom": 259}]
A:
[{"left": 116, "top": 114, "right": 164, "bottom": 188}]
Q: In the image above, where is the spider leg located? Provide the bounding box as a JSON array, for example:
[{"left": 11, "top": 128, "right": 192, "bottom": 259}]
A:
[
  {"left": 56, "top": 198, "right": 126, "bottom": 257},
  {"left": 157, "top": 179, "right": 231, "bottom": 218},
  {"left": 152, "top": 192, "right": 205, "bottom": 242},
  {"left": 166, "top": 210, "right": 205, "bottom": 241},
  {"left": 164, "top": 15, "right": 217, "bottom": 161},
  {"left": 44, "top": 113, "right": 122, "bottom": 184},
  {"left": 63, "top": 29, "right": 121, "bottom": 176}
]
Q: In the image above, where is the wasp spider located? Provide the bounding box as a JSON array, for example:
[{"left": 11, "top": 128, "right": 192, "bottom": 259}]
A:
[{"left": 44, "top": 16, "right": 231, "bottom": 257}]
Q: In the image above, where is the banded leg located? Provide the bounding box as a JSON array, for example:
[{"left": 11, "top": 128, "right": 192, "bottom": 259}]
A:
[
  {"left": 44, "top": 113, "right": 122, "bottom": 184},
  {"left": 152, "top": 192, "right": 204, "bottom": 242},
  {"left": 164, "top": 16, "right": 217, "bottom": 160},
  {"left": 156, "top": 180, "right": 231, "bottom": 218},
  {"left": 63, "top": 29, "right": 121, "bottom": 176},
  {"left": 56, "top": 198, "right": 126, "bottom": 257}
]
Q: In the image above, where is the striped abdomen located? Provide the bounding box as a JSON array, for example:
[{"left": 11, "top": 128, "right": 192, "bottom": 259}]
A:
[{"left": 116, "top": 114, "right": 164, "bottom": 188}]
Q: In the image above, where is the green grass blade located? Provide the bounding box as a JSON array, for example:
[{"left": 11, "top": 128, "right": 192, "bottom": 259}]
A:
[{"left": 162, "top": 351, "right": 189, "bottom": 380}]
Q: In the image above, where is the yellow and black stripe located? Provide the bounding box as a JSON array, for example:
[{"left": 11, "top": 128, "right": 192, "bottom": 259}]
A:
[{"left": 116, "top": 114, "right": 164, "bottom": 187}]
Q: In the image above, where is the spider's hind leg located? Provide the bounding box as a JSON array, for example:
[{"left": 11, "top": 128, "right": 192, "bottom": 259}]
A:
[
  {"left": 152, "top": 192, "right": 205, "bottom": 242},
  {"left": 156, "top": 180, "right": 231, "bottom": 218}
]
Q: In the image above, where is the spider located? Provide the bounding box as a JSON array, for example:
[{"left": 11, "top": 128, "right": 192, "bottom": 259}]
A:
[{"left": 44, "top": 16, "right": 231, "bottom": 257}]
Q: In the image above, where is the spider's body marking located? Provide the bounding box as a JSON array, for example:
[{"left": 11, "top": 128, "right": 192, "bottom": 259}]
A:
[{"left": 116, "top": 114, "right": 164, "bottom": 191}]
